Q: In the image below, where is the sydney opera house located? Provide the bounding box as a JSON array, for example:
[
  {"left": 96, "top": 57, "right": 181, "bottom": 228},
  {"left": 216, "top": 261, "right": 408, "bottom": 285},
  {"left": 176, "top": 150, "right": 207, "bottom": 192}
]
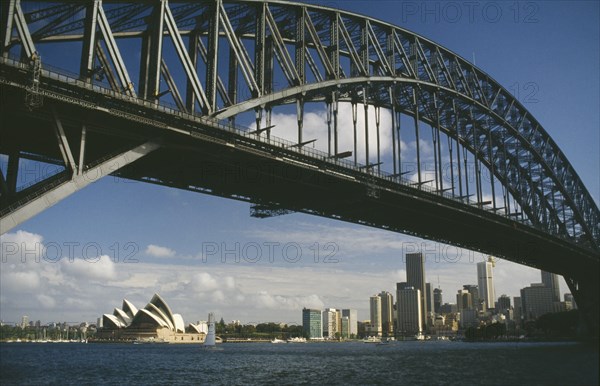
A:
[{"left": 97, "top": 294, "right": 207, "bottom": 343}]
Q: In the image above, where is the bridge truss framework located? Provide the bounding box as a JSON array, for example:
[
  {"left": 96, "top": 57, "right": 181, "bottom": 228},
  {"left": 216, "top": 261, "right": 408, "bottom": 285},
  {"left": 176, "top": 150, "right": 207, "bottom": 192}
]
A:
[{"left": 0, "top": 0, "right": 598, "bottom": 334}]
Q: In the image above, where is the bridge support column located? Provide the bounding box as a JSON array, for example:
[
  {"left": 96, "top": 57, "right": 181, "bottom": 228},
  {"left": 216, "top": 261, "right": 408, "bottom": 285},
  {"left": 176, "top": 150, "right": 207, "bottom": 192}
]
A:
[
  {"left": 565, "top": 275, "right": 599, "bottom": 338},
  {"left": 0, "top": 141, "right": 160, "bottom": 234}
]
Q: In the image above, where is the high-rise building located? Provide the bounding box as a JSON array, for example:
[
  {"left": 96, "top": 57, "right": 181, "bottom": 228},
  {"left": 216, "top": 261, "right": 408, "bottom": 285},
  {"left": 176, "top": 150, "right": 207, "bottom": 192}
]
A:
[
  {"left": 456, "top": 289, "right": 472, "bottom": 311},
  {"left": 341, "top": 309, "right": 358, "bottom": 336},
  {"left": 379, "top": 291, "right": 394, "bottom": 336},
  {"left": 340, "top": 316, "right": 350, "bottom": 338},
  {"left": 477, "top": 257, "right": 496, "bottom": 311},
  {"left": 433, "top": 288, "right": 443, "bottom": 314},
  {"left": 20, "top": 315, "right": 29, "bottom": 329},
  {"left": 396, "top": 283, "right": 422, "bottom": 336},
  {"left": 323, "top": 308, "right": 339, "bottom": 338},
  {"left": 463, "top": 284, "right": 480, "bottom": 311},
  {"left": 425, "top": 283, "right": 433, "bottom": 314},
  {"left": 513, "top": 297, "right": 522, "bottom": 323},
  {"left": 520, "top": 284, "right": 554, "bottom": 321},
  {"left": 541, "top": 271, "right": 560, "bottom": 302},
  {"left": 497, "top": 294, "right": 511, "bottom": 311},
  {"left": 302, "top": 308, "right": 323, "bottom": 339},
  {"left": 405, "top": 252, "right": 427, "bottom": 329},
  {"left": 369, "top": 295, "right": 382, "bottom": 336}
]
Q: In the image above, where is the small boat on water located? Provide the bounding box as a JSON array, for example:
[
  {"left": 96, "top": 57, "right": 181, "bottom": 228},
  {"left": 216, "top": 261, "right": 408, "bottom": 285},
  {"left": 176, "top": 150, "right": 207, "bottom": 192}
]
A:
[
  {"left": 362, "top": 336, "right": 381, "bottom": 343},
  {"left": 271, "top": 338, "right": 287, "bottom": 344},
  {"left": 287, "top": 337, "right": 307, "bottom": 343}
]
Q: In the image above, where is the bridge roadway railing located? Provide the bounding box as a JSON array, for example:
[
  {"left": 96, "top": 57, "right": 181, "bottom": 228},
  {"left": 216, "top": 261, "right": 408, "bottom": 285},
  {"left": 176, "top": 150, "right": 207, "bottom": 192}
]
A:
[{"left": 1, "top": 56, "right": 543, "bottom": 233}]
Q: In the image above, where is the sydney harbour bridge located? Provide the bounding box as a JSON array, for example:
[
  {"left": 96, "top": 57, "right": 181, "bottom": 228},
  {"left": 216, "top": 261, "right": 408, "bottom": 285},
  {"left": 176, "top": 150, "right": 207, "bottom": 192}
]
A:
[{"left": 0, "top": 0, "right": 598, "bottom": 334}]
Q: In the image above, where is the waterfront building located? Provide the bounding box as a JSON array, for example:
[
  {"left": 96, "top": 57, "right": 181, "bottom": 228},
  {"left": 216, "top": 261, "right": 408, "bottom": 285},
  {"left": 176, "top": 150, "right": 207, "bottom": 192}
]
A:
[
  {"left": 433, "top": 288, "right": 443, "bottom": 314},
  {"left": 396, "top": 283, "right": 422, "bottom": 336},
  {"left": 477, "top": 257, "right": 496, "bottom": 311},
  {"left": 541, "top": 270, "right": 561, "bottom": 302},
  {"left": 340, "top": 316, "right": 350, "bottom": 339},
  {"left": 405, "top": 252, "right": 427, "bottom": 329},
  {"left": 341, "top": 309, "right": 358, "bottom": 337},
  {"left": 369, "top": 296, "right": 382, "bottom": 336},
  {"left": 98, "top": 294, "right": 205, "bottom": 343},
  {"left": 520, "top": 284, "right": 555, "bottom": 321},
  {"left": 379, "top": 291, "right": 394, "bottom": 336},
  {"left": 302, "top": 308, "right": 323, "bottom": 339},
  {"left": 323, "top": 308, "right": 340, "bottom": 339}
]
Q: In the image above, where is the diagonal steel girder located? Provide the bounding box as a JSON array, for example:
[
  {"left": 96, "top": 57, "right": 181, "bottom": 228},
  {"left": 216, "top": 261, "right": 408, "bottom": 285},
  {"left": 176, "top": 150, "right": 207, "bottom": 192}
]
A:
[{"left": 0, "top": 141, "right": 160, "bottom": 235}]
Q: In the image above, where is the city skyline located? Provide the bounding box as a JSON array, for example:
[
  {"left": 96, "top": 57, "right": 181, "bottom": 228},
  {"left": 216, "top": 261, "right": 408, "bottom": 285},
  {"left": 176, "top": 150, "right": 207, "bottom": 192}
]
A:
[{"left": 0, "top": 0, "right": 596, "bottom": 326}]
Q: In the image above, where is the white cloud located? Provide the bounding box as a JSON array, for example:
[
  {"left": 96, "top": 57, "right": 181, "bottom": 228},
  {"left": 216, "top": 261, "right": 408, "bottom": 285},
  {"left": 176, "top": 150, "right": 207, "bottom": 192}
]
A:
[
  {"left": 252, "top": 103, "right": 396, "bottom": 165},
  {"left": 61, "top": 255, "right": 116, "bottom": 282},
  {"left": 145, "top": 244, "right": 176, "bottom": 258},
  {"left": 0, "top": 230, "right": 44, "bottom": 262}
]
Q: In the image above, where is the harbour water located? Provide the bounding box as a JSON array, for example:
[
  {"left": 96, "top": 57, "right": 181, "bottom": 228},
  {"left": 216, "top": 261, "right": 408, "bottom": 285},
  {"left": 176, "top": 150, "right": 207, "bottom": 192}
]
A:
[{"left": 1, "top": 341, "right": 598, "bottom": 385}]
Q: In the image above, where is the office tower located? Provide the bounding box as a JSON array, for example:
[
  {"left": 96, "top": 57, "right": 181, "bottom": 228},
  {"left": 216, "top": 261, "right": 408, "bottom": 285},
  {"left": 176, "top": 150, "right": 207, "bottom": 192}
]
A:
[
  {"left": 497, "top": 294, "right": 511, "bottom": 311},
  {"left": 302, "top": 308, "right": 322, "bottom": 339},
  {"left": 20, "top": 315, "right": 29, "bottom": 329},
  {"left": 396, "top": 284, "right": 422, "bottom": 336},
  {"left": 541, "top": 270, "right": 560, "bottom": 302},
  {"left": 323, "top": 308, "right": 338, "bottom": 338},
  {"left": 341, "top": 309, "right": 358, "bottom": 336},
  {"left": 513, "top": 297, "right": 522, "bottom": 323},
  {"left": 463, "top": 284, "right": 480, "bottom": 311},
  {"left": 520, "top": 284, "right": 554, "bottom": 321},
  {"left": 456, "top": 289, "right": 472, "bottom": 310},
  {"left": 477, "top": 257, "right": 496, "bottom": 311},
  {"left": 433, "top": 288, "right": 443, "bottom": 314},
  {"left": 369, "top": 295, "right": 382, "bottom": 336},
  {"left": 340, "top": 316, "right": 350, "bottom": 338},
  {"left": 405, "top": 252, "right": 427, "bottom": 329},
  {"left": 425, "top": 283, "right": 433, "bottom": 314},
  {"left": 379, "top": 291, "right": 394, "bottom": 336}
]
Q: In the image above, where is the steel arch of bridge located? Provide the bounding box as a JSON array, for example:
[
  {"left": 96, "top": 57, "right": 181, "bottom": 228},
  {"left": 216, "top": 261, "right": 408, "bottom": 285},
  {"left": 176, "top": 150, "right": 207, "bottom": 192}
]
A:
[{"left": 0, "top": 1, "right": 598, "bottom": 254}]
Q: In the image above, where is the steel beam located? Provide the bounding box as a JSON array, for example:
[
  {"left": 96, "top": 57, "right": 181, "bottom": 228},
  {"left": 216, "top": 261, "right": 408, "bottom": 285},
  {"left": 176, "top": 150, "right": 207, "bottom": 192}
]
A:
[{"left": 0, "top": 141, "right": 160, "bottom": 234}]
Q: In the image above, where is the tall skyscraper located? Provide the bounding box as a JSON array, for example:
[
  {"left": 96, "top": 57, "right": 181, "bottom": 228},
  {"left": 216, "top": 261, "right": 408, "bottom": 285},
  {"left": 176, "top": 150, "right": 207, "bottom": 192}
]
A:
[
  {"left": 379, "top": 291, "right": 394, "bottom": 336},
  {"left": 396, "top": 283, "right": 422, "bottom": 336},
  {"left": 369, "top": 295, "right": 382, "bottom": 336},
  {"left": 477, "top": 257, "right": 496, "bottom": 311},
  {"left": 302, "top": 308, "right": 322, "bottom": 339},
  {"left": 405, "top": 252, "right": 427, "bottom": 329},
  {"left": 341, "top": 309, "right": 358, "bottom": 336},
  {"left": 541, "top": 270, "right": 560, "bottom": 302},
  {"left": 433, "top": 288, "right": 443, "bottom": 314}
]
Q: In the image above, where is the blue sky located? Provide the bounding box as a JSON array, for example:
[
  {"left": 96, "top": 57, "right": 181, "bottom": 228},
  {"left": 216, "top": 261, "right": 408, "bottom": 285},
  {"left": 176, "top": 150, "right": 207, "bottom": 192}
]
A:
[{"left": 1, "top": 1, "right": 598, "bottom": 325}]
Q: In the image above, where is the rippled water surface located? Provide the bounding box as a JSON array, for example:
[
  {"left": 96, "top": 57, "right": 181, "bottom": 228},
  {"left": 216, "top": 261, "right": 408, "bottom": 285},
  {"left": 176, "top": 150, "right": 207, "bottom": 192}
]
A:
[{"left": 1, "top": 341, "right": 598, "bottom": 385}]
